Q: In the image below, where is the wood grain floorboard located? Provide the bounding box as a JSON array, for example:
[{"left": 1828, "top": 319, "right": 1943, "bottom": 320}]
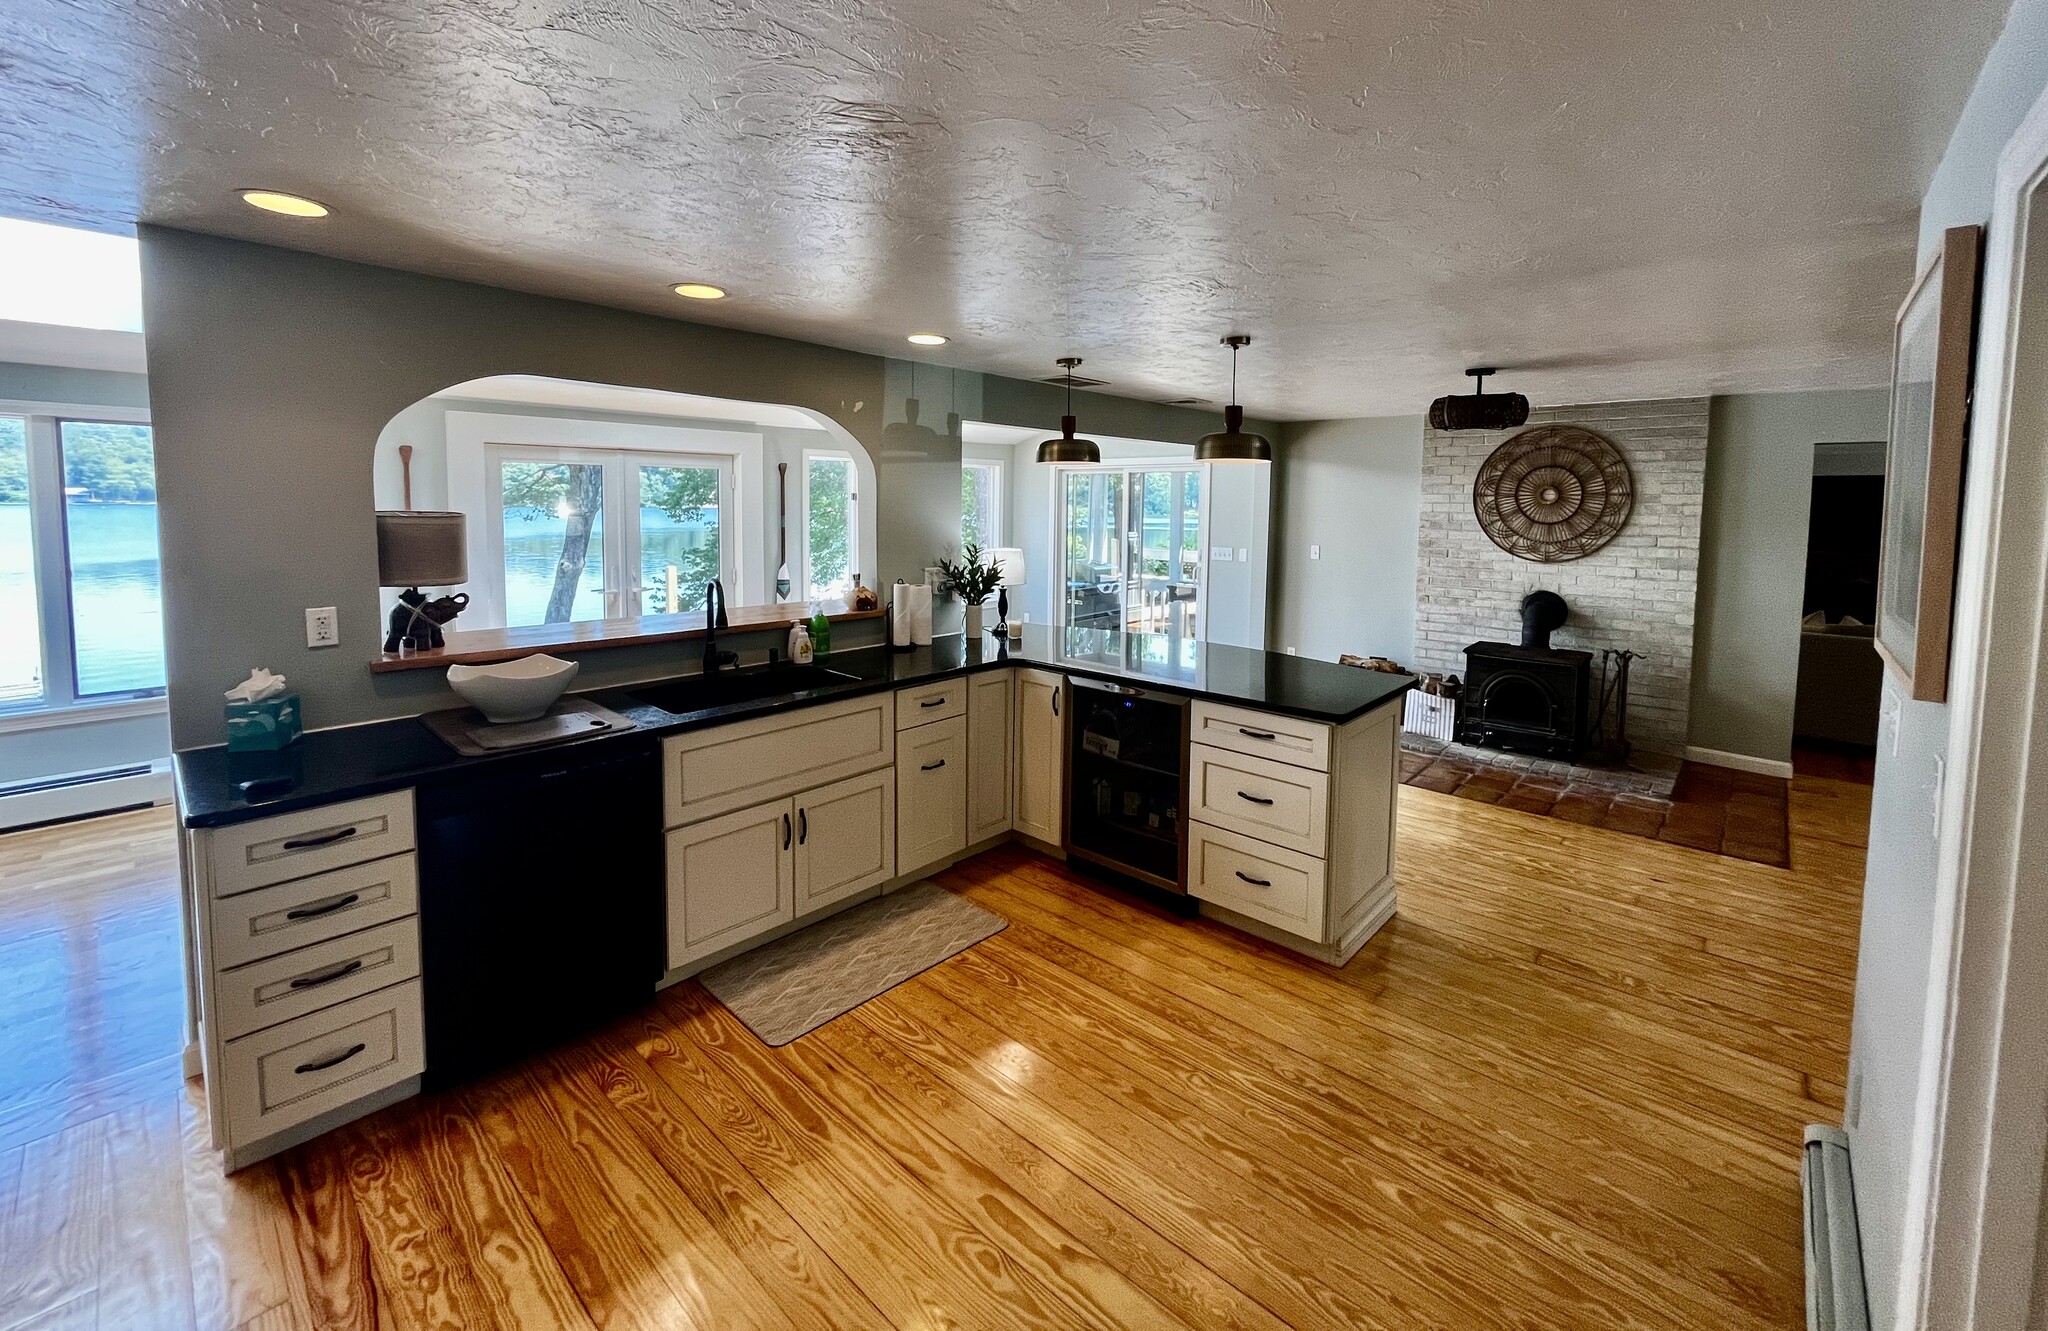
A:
[{"left": 0, "top": 776, "right": 1869, "bottom": 1330}]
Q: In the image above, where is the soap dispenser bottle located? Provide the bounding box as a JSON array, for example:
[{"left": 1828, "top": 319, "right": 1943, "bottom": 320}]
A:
[
  {"left": 809, "top": 601, "right": 832, "bottom": 656},
  {"left": 790, "top": 623, "right": 815, "bottom": 664}
]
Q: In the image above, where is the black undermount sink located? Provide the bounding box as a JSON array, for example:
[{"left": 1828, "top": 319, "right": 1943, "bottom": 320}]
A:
[{"left": 630, "top": 663, "right": 864, "bottom": 716}]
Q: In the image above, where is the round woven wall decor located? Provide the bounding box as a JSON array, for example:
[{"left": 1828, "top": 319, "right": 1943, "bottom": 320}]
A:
[{"left": 1471, "top": 425, "right": 1635, "bottom": 563}]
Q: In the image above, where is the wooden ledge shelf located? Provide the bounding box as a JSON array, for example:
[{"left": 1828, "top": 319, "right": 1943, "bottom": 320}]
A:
[{"left": 370, "top": 599, "right": 882, "bottom": 673}]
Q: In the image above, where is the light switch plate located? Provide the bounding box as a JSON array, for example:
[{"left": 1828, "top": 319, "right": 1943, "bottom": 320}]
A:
[
  {"left": 305, "top": 606, "right": 339, "bottom": 648},
  {"left": 1210, "top": 546, "right": 1232, "bottom": 562},
  {"left": 1310, "top": 544, "right": 1321, "bottom": 560}
]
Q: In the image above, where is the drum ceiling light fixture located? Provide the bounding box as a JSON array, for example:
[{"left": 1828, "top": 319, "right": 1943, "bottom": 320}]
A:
[
  {"left": 1036, "top": 358, "right": 1101, "bottom": 464},
  {"left": 1194, "top": 335, "right": 1273, "bottom": 463}
]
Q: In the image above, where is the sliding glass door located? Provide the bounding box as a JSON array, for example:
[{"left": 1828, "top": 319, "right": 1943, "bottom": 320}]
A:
[
  {"left": 487, "top": 445, "right": 732, "bottom": 625},
  {"left": 1059, "top": 465, "right": 1205, "bottom": 638}
]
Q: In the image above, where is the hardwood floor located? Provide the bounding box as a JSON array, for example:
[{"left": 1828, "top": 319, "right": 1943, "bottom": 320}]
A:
[{"left": 0, "top": 771, "right": 1870, "bottom": 1329}]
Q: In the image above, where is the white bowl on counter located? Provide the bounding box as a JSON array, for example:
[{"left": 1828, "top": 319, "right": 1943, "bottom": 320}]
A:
[{"left": 446, "top": 654, "right": 579, "bottom": 723}]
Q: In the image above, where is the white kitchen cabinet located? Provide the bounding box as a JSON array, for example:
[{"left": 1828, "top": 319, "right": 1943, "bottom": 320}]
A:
[
  {"left": 966, "top": 670, "right": 1014, "bottom": 844},
  {"left": 665, "top": 800, "right": 795, "bottom": 968},
  {"left": 664, "top": 692, "right": 894, "bottom": 827},
  {"left": 896, "top": 716, "right": 968, "bottom": 875},
  {"left": 794, "top": 768, "right": 895, "bottom": 915},
  {"left": 1013, "top": 668, "right": 1066, "bottom": 848}
]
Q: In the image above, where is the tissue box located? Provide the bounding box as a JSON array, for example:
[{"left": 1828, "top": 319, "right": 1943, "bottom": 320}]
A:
[{"left": 225, "top": 692, "right": 303, "bottom": 751}]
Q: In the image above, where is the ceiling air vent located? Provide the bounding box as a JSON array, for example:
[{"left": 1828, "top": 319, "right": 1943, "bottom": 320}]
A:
[
  {"left": 1163, "top": 397, "right": 1211, "bottom": 406},
  {"left": 1038, "top": 372, "right": 1109, "bottom": 389}
]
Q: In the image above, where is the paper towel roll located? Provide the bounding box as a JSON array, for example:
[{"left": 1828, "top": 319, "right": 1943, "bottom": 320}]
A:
[
  {"left": 908, "top": 584, "right": 934, "bottom": 646},
  {"left": 891, "top": 583, "right": 915, "bottom": 647}
]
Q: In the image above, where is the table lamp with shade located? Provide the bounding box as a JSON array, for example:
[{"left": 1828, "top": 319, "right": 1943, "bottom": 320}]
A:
[
  {"left": 377, "top": 511, "right": 471, "bottom": 653},
  {"left": 987, "top": 547, "right": 1026, "bottom": 637}
]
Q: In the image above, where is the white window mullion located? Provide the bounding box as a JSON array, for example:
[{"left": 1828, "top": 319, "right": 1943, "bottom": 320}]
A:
[{"left": 25, "top": 415, "right": 78, "bottom": 709}]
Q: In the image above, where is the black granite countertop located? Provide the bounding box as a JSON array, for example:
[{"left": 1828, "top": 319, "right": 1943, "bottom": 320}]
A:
[{"left": 174, "top": 626, "right": 1413, "bottom": 828}]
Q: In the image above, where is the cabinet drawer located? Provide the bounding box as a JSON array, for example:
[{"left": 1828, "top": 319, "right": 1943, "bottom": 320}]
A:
[
  {"left": 1189, "top": 822, "right": 1325, "bottom": 940},
  {"left": 896, "top": 680, "right": 966, "bottom": 729},
  {"left": 220, "top": 980, "right": 424, "bottom": 1145},
  {"left": 1190, "top": 702, "right": 1329, "bottom": 772},
  {"left": 207, "top": 791, "right": 416, "bottom": 897},
  {"left": 1190, "top": 744, "right": 1328, "bottom": 857},
  {"left": 210, "top": 854, "right": 420, "bottom": 969},
  {"left": 897, "top": 716, "right": 968, "bottom": 873},
  {"left": 666, "top": 693, "right": 894, "bottom": 827},
  {"left": 215, "top": 918, "right": 421, "bottom": 1042}
]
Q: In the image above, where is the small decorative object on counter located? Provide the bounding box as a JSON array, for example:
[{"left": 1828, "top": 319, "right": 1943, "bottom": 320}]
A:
[
  {"left": 1008, "top": 614, "right": 1024, "bottom": 641},
  {"left": 987, "top": 547, "right": 1026, "bottom": 637},
  {"left": 936, "top": 543, "right": 1002, "bottom": 642},
  {"left": 223, "top": 669, "right": 302, "bottom": 751},
  {"left": 808, "top": 601, "right": 832, "bottom": 655},
  {"left": 1338, "top": 653, "right": 1408, "bottom": 675},
  {"left": 851, "top": 577, "right": 879, "bottom": 611},
  {"left": 789, "top": 622, "right": 814, "bottom": 664}
]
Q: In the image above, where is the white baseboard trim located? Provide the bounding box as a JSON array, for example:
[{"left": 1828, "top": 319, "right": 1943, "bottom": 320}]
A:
[
  {"left": 1684, "top": 746, "right": 1795, "bottom": 780},
  {"left": 0, "top": 763, "right": 173, "bottom": 831}
]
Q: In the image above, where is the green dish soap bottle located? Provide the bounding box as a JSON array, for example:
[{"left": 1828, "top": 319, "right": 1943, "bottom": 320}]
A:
[{"left": 809, "top": 601, "right": 832, "bottom": 656}]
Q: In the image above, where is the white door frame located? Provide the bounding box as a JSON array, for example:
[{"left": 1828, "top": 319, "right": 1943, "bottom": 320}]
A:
[{"left": 1901, "top": 81, "right": 2048, "bottom": 1330}]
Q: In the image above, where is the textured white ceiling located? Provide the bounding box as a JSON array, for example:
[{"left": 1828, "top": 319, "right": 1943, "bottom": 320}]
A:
[{"left": 0, "top": 0, "right": 2010, "bottom": 419}]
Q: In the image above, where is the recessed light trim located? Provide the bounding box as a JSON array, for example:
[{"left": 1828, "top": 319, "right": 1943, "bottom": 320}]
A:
[
  {"left": 239, "top": 190, "right": 330, "bottom": 218},
  {"left": 906, "top": 333, "right": 948, "bottom": 346},
  {"left": 670, "top": 282, "right": 728, "bottom": 300}
]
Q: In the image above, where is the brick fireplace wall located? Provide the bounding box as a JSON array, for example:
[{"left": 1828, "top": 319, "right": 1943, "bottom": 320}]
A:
[{"left": 1414, "top": 397, "right": 1710, "bottom": 754}]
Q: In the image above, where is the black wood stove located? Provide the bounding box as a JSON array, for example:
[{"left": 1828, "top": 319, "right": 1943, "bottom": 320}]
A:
[{"left": 1457, "top": 591, "right": 1594, "bottom": 760}]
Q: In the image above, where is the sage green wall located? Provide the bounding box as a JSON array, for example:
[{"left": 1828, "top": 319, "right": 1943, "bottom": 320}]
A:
[
  {"left": 1687, "top": 389, "right": 1890, "bottom": 764},
  {"left": 1269, "top": 416, "right": 1424, "bottom": 664},
  {"left": 0, "top": 361, "right": 149, "bottom": 409},
  {"left": 138, "top": 227, "right": 1268, "bottom": 748}
]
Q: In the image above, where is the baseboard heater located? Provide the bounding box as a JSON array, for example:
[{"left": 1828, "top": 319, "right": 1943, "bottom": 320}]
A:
[
  {"left": 0, "top": 762, "right": 170, "bottom": 831},
  {"left": 1804, "top": 1124, "right": 1871, "bottom": 1331}
]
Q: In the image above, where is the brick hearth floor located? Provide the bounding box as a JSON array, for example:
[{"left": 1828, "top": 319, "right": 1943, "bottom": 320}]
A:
[{"left": 1398, "top": 745, "right": 1793, "bottom": 867}]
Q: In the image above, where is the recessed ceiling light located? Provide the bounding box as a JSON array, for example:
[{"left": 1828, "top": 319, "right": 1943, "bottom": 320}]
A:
[
  {"left": 238, "top": 190, "right": 330, "bottom": 218},
  {"left": 671, "top": 282, "right": 727, "bottom": 300},
  {"left": 906, "top": 333, "right": 948, "bottom": 346}
]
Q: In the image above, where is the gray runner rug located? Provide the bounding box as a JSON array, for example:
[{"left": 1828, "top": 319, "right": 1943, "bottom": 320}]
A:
[{"left": 698, "top": 881, "right": 1006, "bottom": 1046}]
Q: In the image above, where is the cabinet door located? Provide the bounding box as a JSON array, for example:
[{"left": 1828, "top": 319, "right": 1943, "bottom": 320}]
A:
[
  {"left": 666, "top": 801, "right": 794, "bottom": 968},
  {"left": 966, "top": 670, "right": 1014, "bottom": 844},
  {"left": 1014, "top": 668, "right": 1067, "bottom": 847},
  {"left": 794, "top": 769, "right": 895, "bottom": 915},
  {"left": 896, "top": 716, "right": 968, "bottom": 875}
]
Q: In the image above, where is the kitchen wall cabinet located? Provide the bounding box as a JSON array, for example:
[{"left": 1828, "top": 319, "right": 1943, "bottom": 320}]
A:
[
  {"left": 1013, "top": 668, "right": 1067, "bottom": 848},
  {"left": 966, "top": 670, "right": 1014, "bottom": 844},
  {"left": 897, "top": 715, "right": 968, "bottom": 875},
  {"left": 794, "top": 768, "right": 895, "bottom": 915},
  {"left": 666, "top": 800, "right": 795, "bottom": 968}
]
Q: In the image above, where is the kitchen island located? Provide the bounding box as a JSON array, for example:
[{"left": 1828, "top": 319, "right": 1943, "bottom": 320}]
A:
[{"left": 174, "top": 628, "right": 1412, "bottom": 1168}]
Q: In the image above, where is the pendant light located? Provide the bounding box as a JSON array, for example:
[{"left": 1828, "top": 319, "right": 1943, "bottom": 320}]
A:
[
  {"left": 1036, "top": 358, "right": 1101, "bottom": 464},
  {"left": 1194, "top": 335, "right": 1273, "bottom": 463}
]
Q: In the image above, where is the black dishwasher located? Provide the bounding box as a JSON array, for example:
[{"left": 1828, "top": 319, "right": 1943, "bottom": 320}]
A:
[{"left": 416, "top": 736, "right": 664, "bottom": 1089}]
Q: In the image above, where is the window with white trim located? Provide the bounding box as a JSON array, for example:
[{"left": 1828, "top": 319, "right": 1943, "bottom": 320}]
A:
[
  {"left": 0, "top": 407, "right": 165, "bottom": 711},
  {"left": 804, "top": 451, "right": 859, "bottom": 599},
  {"left": 962, "top": 459, "right": 1002, "bottom": 553}
]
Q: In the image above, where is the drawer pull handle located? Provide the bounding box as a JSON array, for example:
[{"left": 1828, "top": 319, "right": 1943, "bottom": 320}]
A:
[
  {"left": 294, "top": 1042, "right": 366, "bottom": 1075},
  {"left": 921, "top": 758, "right": 947, "bottom": 771},
  {"left": 1237, "top": 727, "right": 1277, "bottom": 741},
  {"left": 1052, "top": 687, "right": 1059, "bottom": 717},
  {"left": 920, "top": 697, "right": 946, "bottom": 708},
  {"left": 1234, "top": 870, "right": 1273, "bottom": 887},
  {"left": 288, "top": 958, "right": 364, "bottom": 990},
  {"left": 284, "top": 892, "right": 361, "bottom": 921},
  {"left": 281, "top": 826, "right": 358, "bottom": 851},
  {"left": 1236, "top": 790, "right": 1275, "bottom": 806}
]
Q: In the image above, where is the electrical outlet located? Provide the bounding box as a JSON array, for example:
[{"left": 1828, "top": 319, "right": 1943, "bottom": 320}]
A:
[{"left": 305, "top": 606, "right": 339, "bottom": 648}]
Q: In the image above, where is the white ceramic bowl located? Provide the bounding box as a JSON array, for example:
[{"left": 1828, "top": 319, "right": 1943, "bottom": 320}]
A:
[{"left": 446, "top": 654, "right": 580, "bottom": 723}]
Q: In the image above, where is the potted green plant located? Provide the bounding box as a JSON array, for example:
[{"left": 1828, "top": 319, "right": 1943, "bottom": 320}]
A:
[{"left": 936, "top": 542, "right": 1003, "bottom": 638}]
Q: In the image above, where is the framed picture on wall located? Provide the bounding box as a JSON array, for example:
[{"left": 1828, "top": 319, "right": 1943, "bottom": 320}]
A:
[{"left": 1877, "top": 223, "right": 1982, "bottom": 703}]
